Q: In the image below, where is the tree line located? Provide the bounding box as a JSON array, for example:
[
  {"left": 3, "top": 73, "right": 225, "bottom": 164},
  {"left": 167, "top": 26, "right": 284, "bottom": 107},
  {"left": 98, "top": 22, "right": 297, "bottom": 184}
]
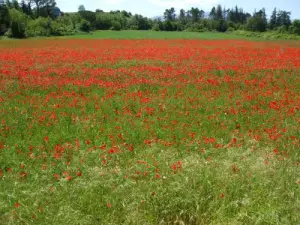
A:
[{"left": 1, "top": 0, "right": 300, "bottom": 38}]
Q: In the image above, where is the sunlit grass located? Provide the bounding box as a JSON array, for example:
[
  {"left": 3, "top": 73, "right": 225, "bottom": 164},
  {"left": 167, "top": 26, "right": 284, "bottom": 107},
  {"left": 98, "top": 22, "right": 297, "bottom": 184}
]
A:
[{"left": 0, "top": 39, "right": 299, "bottom": 225}]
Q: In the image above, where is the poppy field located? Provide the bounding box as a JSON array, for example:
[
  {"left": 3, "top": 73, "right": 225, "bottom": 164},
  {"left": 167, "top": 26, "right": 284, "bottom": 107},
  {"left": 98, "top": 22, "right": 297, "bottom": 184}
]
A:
[{"left": 0, "top": 39, "right": 300, "bottom": 224}]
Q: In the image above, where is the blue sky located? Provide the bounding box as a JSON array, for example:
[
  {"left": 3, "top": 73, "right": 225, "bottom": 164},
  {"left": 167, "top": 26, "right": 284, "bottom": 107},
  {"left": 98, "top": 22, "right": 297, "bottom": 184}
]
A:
[{"left": 56, "top": 0, "right": 299, "bottom": 19}]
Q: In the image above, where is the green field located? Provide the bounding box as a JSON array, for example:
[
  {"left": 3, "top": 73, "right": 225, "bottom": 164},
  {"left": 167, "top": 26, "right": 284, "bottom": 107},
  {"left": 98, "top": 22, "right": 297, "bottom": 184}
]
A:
[
  {"left": 0, "top": 30, "right": 248, "bottom": 41},
  {"left": 64, "top": 30, "right": 245, "bottom": 39},
  {"left": 1, "top": 30, "right": 298, "bottom": 42}
]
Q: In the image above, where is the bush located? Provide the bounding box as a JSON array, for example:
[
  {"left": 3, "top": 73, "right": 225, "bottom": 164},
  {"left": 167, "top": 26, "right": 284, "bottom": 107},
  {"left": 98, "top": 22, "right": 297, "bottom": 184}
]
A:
[
  {"left": 227, "top": 27, "right": 235, "bottom": 32},
  {"left": 274, "top": 26, "right": 288, "bottom": 33},
  {"left": 110, "top": 20, "right": 121, "bottom": 31},
  {"left": 51, "top": 20, "right": 75, "bottom": 36},
  {"left": 185, "top": 22, "right": 204, "bottom": 32},
  {"left": 289, "top": 20, "right": 300, "bottom": 35},
  {"left": 77, "top": 19, "right": 91, "bottom": 32},
  {"left": 152, "top": 23, "right": 160, "bottom": 31},
  {"left": 216, "top": 20, "right": 228, "bottom": 32},
  {"left": 25, "top": 17, "right": 52, "bottom": 37},
  {"left": 176, "top": 23, "right": 184, "bottom": 31}
]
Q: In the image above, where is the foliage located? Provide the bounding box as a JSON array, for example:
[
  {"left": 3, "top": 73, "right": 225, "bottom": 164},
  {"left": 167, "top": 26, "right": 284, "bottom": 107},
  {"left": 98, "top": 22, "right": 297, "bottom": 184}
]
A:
[
  {"left": 216, "top": 19, "right": 228, "bottom": 32},
  {"left": 7, "top": 8, "right": 27, "bottom": 38},
  {"left": 77, "top": 19, "right": 91, "bottom": 32},
  {"left": 110, "top": 20, "right": 121, "bottom": 31},
  {"left": 289, "top": 19, "right": 300, "bottom": 35},
  {"left": 0, "top": 0, "right": 10, "bottom": 35},
  {"left": 233, "top": 30, "right": 300, "bottom": 40},
  {"left": 25, "top": 16, "right": 51, "bottom": 36},
  {"left": 163, "top": 7, "right": 176, "bottom": 21},
  {"left": 246, "top": 15, "right": 267, "bottom": 32}
]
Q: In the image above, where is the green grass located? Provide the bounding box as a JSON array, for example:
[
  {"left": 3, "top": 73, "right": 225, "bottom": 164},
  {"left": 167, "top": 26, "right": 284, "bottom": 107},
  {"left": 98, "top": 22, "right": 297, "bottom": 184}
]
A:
[
  {"left": 63, "top": 30, "right": 245, "bottom": 40},
  {"left": 0, "top": 39, "right": 299, "bottom": 225},
  {"left": 1, "top": 30, "right": 300, "bottom": 41}
]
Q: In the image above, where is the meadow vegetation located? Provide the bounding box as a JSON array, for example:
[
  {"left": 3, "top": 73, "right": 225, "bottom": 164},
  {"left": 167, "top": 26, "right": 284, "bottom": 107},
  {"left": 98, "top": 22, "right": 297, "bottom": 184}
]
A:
[{"left": 0, "top": 39, "right": 299, "bottom": 224}]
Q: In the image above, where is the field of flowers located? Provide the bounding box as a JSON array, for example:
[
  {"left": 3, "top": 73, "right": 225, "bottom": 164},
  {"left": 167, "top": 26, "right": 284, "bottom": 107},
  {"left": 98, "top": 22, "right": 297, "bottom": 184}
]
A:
[{"left": 0, "top": 39, "right": 299, "bottom": 224}]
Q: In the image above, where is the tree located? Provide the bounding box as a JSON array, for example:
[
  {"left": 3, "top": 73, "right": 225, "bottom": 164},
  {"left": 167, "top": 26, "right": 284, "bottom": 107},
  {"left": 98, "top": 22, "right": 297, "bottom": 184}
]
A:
[
  {"left": 277, "top": 10, "right": 291, "bottom": 29},
  {"left": 269, "top": 8, "right": 277, "bottom": 29},
  {"left": 188, "top": 7, "right": 204, "bottom": 22},
  {"left": 121, "top": 10, "right": 131, "bottom": 18},
  {"left": 246, "top": 15, "right": 267, "bottom": 32},
  {"left": 95, "top": 9, "right": 103, "bottom": 13},
  {"left": 216, "top": 19, "right": 228, "bottom": 32},
  {"left": 95, "top": 12, "right": 112, "bottom": 30},
  {"left": 216, "top": 5, "right": 223, "bottom": 20},
  {"left": 78, "top": 5, "right": 96, "bottom": 28},
  {"left": 5, "top": 0, "right": 12, "bottom": 8},
  {"left": 8, "top": 8, "right": 28, "bottom": 38},
  {"left": 12, "top": 0, "right": 19, "bottom": 10},
  {"left": 129, "top": 14, "right": 151, "bottom": 30},
  {"left": 78, "top": 19, "right": 91, "bottom": 32},
  {"left": 289, "top": 19, "right": 300, "bottom": 35},
  {"left": 78, "top": 4, "right": 85, "bottom": 12},
  {"left": 28, "top": 0, "right": 56, "bottom": 17},
  {"left": 163, "top": 7, "right": 176, "bottom": 21},
  {"left": 209, "top": 6, "right": 216, "bottom": 20},
  {"left": 111, "top": 20, "right": 121, "bottom": 30},
  {"left": 0, "top": 0, "right": 10, "bottom": 34},
  {"left": 234, "top": 5, "right": 239, "bottom": 22},
  {"left": 179, "top": 9, "right": 186, "bottom": 24}
]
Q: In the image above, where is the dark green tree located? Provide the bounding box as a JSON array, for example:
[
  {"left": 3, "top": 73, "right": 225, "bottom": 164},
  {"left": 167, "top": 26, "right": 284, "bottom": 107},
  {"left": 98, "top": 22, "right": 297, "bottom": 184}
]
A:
[
  {"left": 27, "top": 0, "right": 56, "bottom": 17},
  {"left": 0, "top": 0, "right": 10, "bottom": 34},
  {"left": 188, "top": 7, "right": 204, "bottom": 22},
  {"left": 163, "top": 7, "right": 176, "bottom": 21},
  {"left": 129, "top": 14, "right": 151, "bottom": 30},
  {"left": 179, "top": 9, "right": 186, "bottom": 24},
  {"left": 5, "top": 0, "right": 12, "bottom": 8},
  {"left": 269, "top": 8, "right": 277, "bottom": 29},
  {"left": 246, "top": 9, "right": 267, "bottom": 32},
  {"left": 209, "top": 6, "right": 216, "bottom": 20},
  {"left": 12, "top": 0, "right": 19, "bottom": 10},
  {"left": 78, "top": 5, "right": 96, "bottom": 28},
  {"left": 277, "top": 10, "right": 291, "bottom": 29},
  {"left": 216, "top": 5, "right": 223, "bottom": 20},
  {"left": 289, "top": 19, "right": 300, "bottom": 35},
  {"left": 8, "top": 8, "right": 28, "bottom": 38}
]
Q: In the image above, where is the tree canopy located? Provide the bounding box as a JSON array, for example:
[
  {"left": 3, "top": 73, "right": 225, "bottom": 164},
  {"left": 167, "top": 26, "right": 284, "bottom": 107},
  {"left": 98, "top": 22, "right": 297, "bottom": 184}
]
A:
[{"left": 0, "top": 1, "right": 299, "bottom": 38}]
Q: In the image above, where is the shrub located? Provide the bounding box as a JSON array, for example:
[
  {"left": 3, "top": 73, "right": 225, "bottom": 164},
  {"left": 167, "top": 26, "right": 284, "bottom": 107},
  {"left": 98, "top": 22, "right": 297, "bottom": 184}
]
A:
[
  {"left": 25, "top": 17, "right": 52, "bottom": 37},
  {"left": 227, "top": 27, "right": 235, "bottom": 32},
  {"left": 216, "top": 20, "right": 228, "bottom": 32},
  {"left": 152, "top": 23, "right": 160, "bottom": 31},
  {"left": 77, "top": 19, "right": 91, "bottom": 32},
  {"left": 289, "top": 20, "right": 300, "bottom": 35},
  {"left": 185, "top": 22, "right": 204, "bottom": 32},
  {"left": 274, "top": 25, "right": 288, "bottom": 33},
  {"left": 51, "top": 20, "right": 75, "bottom": 36}
]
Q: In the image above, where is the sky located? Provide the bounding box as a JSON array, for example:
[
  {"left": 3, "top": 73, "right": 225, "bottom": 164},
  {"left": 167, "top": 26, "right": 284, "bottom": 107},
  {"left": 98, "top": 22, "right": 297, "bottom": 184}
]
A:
[{"left": 56, "top": 0, "right": 300, "bottom": 19}]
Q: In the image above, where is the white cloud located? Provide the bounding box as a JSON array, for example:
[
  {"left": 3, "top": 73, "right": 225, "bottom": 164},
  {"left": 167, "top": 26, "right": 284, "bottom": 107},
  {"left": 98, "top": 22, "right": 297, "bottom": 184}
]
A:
[{"left": 148, "top": 0, "right": 221, "bottom": 10}]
